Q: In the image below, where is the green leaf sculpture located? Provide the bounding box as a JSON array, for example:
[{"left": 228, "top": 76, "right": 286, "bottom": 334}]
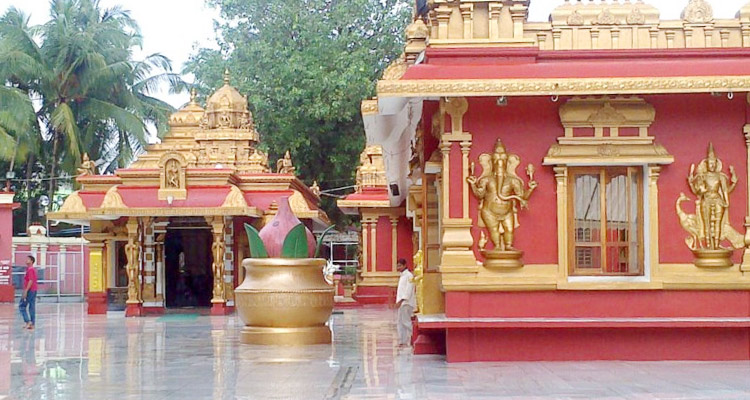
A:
[
  {"left": 281, "top": 223, "right": 309, "bottom": 258},
  {"left": 244, "top": 223, "right": 268, "bottom": 258},
  {"left": 314, "top": 225, "right": 336, "bottom": 258}
]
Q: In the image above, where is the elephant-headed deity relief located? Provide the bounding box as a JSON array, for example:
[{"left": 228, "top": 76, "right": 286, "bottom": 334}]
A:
[{"left": 467, "top": 139, "right": 537, "bottom": 268}]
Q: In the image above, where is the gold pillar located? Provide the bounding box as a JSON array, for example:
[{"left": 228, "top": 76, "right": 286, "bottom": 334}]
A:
[
  {"left": 390, "top": 217, "right": 398, "bottom": 272},
  {"left": 460, "top": 141, "right": 471, "bottom": 219},
  {"left": 141, "top": 217, "right": 156, "bottom": 303},
  {"left": 362, "top": 219, "right": 370, "bottom": 274},
  {"left": 648, "top": 166, "right": 662, "bottom": 278},
  {"left": 741, "top": 126, "right": 750, "bottom": 273},
  {"left": 371, "top": 217, "right": 378, "bottom": 272},
  {"left": 88, "top": 242, "right": 105, "bottom": 293},
  {"left": 440, "top": 141, "right": 451, "bottom": 220},
  {"left": 438, "top": 97, "right": 477, "bottom": 273},
  {"left": 206, "top": 216, "right": 226, "bottom": 304},
  {"left": 554, "top": 167, "right": 568, "bottom": 279},
  {"left": 125, "top": 218, "right": 141, "bottom": 304}
]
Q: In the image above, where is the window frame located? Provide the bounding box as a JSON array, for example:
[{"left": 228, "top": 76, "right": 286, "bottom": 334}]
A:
[{"left": 567, "top": 166, "right": 645, "bottom": 277}]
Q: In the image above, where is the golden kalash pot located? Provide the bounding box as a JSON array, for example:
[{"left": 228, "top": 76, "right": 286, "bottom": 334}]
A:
[{"left": 235, "top": 197, "right": 335, "bottom": 345}]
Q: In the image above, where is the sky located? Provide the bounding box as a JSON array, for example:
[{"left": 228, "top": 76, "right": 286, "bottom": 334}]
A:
[{"left": 1, "top": 0, "right": 749, "bottom": 109}]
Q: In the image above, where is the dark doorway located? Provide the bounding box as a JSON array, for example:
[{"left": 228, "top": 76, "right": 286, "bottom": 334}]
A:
[{"left": 164, "top": 228, "right": 213, "bottom": 308}]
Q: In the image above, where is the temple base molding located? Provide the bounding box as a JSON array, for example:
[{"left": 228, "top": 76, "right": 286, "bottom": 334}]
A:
[
  {"left": 693, "top": 249, "right": 734, "bottom": 269},
  {"left": 240, "top": 325, "right": 331, "bottom": 345},
  {"left": 482, "top": 249, "right": 523, "bottom": 270}
]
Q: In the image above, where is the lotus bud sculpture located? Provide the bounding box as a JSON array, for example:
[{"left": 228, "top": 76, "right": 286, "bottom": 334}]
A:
[{"left": 235, "top": 196, "right": 336, "bottom": 345}]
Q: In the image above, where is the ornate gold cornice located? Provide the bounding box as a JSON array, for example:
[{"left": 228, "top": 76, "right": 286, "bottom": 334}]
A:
[
  {"left": 377, "top": 76, "right": 750, "bottom": 98},
  {"left": 361, "top": 99, "right": 379, "bottom": 116}
]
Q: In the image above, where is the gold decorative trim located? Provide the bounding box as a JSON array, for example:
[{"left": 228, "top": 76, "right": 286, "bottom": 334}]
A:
[
  {"left": 100, "top": 186, "right": 127, "bottom": 209},
  {"left": 221, "top": 185, "right": 248, "bottom": 208},
  {"left": 88, "top": 206, "right": 260, "bottom": 218},
  {"left": 361, "top": 99, "right": 379, "bottom": 116},
  {"left": 58, "top": 192, "right": 87, "bottom": 213},
  {"left": 376, "top": 76, "right": 750, "bottom": 98}
]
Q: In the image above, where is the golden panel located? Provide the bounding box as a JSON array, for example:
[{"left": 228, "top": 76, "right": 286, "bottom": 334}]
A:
[{"left": 89, "top": 250, "right": 104, "bottom": 293}]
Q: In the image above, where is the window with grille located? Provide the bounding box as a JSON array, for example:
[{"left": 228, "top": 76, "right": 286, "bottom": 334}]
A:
[{"left": 569, "top": 167, "right": 644, "bottom": 276}]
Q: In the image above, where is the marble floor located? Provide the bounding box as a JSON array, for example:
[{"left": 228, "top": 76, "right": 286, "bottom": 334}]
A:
[{"left": 1, "top": 304, "right": 749, "bottom": 400}]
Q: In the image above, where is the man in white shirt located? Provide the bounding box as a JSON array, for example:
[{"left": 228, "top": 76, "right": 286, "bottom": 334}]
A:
[{"left": 395, "top": 258, "right": 416, "bottom": 348}]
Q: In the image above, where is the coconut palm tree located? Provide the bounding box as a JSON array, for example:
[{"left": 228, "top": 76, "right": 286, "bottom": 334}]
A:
[{"left": 0, "top": 0, "right": 184, "bottom": 201}]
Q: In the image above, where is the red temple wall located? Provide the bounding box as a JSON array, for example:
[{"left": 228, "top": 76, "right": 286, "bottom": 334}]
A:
[
  {"left": 425, "top": 94, "right": 748, "bottom": 265},
  {"left": 462, "top": 96, "right": 563, "bottom": 264},
  {"left": 376, "top": 216, "right": 392, "bottom": 272},
  {"left": 397, "top": 216, "right": 414, "bottom": 267}
]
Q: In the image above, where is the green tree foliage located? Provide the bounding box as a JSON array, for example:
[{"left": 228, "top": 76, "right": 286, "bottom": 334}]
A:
[
  {"left": 0, "top": 1, "right": 185, "bottom": 232},
  {"left": 0, "top": 0, "right": 185, "bottom": 225},
  {"left": 185, "top": 0, "right": 411, "bottom": 224}
]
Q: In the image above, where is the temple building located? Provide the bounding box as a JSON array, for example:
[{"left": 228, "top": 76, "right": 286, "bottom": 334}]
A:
[
  {"left": 341, "top": 0, "right": 750, "bottom": 361},
  {"left": 48, "top": 72, "right": 328, "bottom": 316}
]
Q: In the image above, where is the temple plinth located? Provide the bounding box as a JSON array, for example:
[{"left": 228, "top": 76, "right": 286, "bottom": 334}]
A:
[{"left": 350, "top": 0, "right": 750, "bottom": 361}]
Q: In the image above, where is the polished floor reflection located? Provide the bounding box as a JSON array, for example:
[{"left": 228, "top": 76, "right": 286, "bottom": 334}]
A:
[{"left": 1, "top": 303, "right": 750, "bottom": 399}]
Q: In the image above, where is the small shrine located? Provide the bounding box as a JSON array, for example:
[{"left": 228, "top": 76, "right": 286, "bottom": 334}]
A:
[
  {"left": 48, "top": 71, "right": 328, "bottom": 316},
  {"left": 346, "top": 0, "right": 750, "bottom": 361}
]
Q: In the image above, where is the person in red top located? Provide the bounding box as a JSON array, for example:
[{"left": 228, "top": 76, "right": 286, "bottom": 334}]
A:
[{"left": 19, "top": 256, "right": 37, "bottom": 330}]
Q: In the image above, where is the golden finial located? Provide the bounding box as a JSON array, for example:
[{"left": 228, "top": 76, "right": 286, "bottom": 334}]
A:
[
  {"left": 223, "top": 68, "right": 231, "bottom": 85},
  {"left": 707, "top": 142, "right": 717, "bottom": 160},
  {"left": 189, "top": 87, "right": 198, "bottom": 104}
]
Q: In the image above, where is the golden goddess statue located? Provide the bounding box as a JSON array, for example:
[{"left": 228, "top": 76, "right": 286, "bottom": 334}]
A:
[
  {"left": 411, "top": 249, "right": 424, "bottom": 314},
  {"left": 678, "top": 142, "right": 744, "bottom": 268},
  {"left": 467, "top": 139, "right": 537, "bottom": 268}
]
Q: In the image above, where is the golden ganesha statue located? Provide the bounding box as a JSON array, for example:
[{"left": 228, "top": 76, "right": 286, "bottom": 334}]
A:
[
  {"left": 677, "top": 142, "right": 744, "bottom": 268},
  {"left": 467, "top": 138, "right": 537, "bottom": 269}
]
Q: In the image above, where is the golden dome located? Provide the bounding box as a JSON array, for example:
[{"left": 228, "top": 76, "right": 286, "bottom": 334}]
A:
[
  {"left": 205, "top": 69, "right": 249, "bottom": 114},
  {"left": 169, "top": 88, "right": 205, "bottom": 127},
  {"left": 200, "top": 69, "right": 256, "bottom": 132}
]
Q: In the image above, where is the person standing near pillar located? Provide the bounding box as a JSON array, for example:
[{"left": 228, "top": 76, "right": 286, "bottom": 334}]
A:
[
  {"left": 395, "top": 258, "right": 415, "bottom": 348},
  {"left": 19, "top": 256, "right": 38, "bottom": 330}
]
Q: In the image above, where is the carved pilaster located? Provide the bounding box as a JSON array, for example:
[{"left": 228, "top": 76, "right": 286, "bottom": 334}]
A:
[
  {"left": 489, "top": 2, "right": 503, "bottom": 40},
  {"left": 223, "top": 216, "right": 235, "bottom": 305},
  {"left": 390, "top": 217, "right": 399, "bottom": 272},
  {"left": 554, "top": 167, "right": 568, "bottom": 279},
  {"left": 591, "top": 28, "right": 600, "bottom": 49},
  {"left": 125, "top": 218, "right": 142, "bottom": 304},
  {"left": 649, "top": 27, "right": 659, "bottom": 48},
  {"left": 537, "top": 32, "right": 547, "bottom": 49},
  {"left": 648, "top": 166, "right": 662, "bottom": 278},
  {"left": 552, "top": 29, "right": 562, "bottom": 50},
  {"left": 611, "top": 27, "right": 620, "bottom": 49},
  {"left": 141, "top": 217, "right": 156, "bottom": 303},
  {"left": 435, "top": 5, "right": 451, "bottom": 40},
  {"left": 440, "top": 141, "right": 451, "bottom": 220},
  {"left": 510, "top": 3, "right": 527, "bottom": 39},
  {"left": 720, "top": 29, "right": 730, "bottom": 48},
  {"left": 206, "top": 216, "right": 226, "bottom": 304},
  {"left": 742, "top": 26, "right": 750, "bottom": 47},
  {"left": 665, "top": 30, "right": 675, "bottom": 48},
  {"left": 741, "top": 126, "right": 750, "bottom": 273},
  {"left": 460, "top": 141, "right": 472, "bottom": 219},
  {"left": 460, "top": 3, "right": 473, "bottom": 39},
  {"left": 705, "top": 26, "right": 714, "bottom": 47},
  {"left": 685, "top": 28, "right": 694, "bottom": 48},
  {"left": 361, "top": 219, "right": 370, "bottom": 274}
]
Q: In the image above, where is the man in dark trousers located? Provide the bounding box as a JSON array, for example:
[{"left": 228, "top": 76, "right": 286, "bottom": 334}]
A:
[{"left": 19, "top": 255, "right": 38, "bottom": 330}]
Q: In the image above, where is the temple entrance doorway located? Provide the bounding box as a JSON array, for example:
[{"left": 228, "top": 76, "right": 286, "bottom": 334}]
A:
[{"left": 164, "top": 224, "right": 213, "bottom": 308}]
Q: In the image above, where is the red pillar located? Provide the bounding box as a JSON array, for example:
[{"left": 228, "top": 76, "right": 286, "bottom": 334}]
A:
[{"left": 0, "top": 193, "right": 19, "bottom": 303}]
